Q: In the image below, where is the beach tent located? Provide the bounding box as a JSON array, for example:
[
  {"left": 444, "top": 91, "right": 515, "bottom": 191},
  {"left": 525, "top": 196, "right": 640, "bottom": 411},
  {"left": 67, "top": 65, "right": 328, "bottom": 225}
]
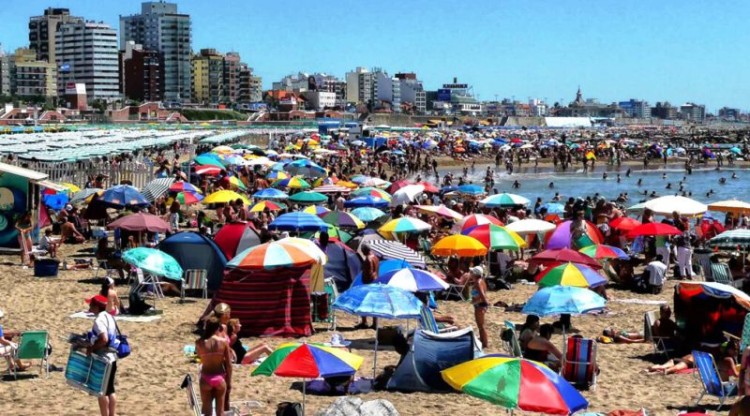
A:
[
  {"left": 208, "top": 266, "right": 312, "bottom": 337},
  {"left": 158, "top": 232, "right": 227, "bottom": 291},
  {"left": 320, "top": 240, "right": 362, "bottom": 292},
  {"left": 387, "top": 328, "right": 477, "bottom": 393},
  {"left": 674, "top": 281, "right": 750, "bottom": 348},
  {"left": 213, "top": 222, "right": 262, "bottom": 259}
]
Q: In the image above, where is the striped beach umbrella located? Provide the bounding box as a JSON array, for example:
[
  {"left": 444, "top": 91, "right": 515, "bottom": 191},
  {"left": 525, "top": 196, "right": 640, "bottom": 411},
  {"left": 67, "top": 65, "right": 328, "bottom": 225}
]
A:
[
  {"left": 227, "top": 240, "right": 323, "bottom": 270},
  {"left": 141, "top": 178, "right": 175, "bottom": 202},
  {"left": 249, "top": 200, "right": 285, "bottom": 212},
  {"left": 579, "top": 244, "right": 628, "bottom": 260},
  {"left": 169, "top": 181, "right": 201, "bottom": 194},
  {"left": 269, "top": 212, "right": 328, "bottom": 232},
  {"left": 462, "top": 224, "right": 526, "bottom": 251},
  {"left": 303, "top": 205, "right": 330, "bottom": 216},
  {"left": 708, "top": 229, "right": 750, "bottom": 249},
  {"left": 535, "top": 262, "right": 607, "bottom": 288},
  {"left": 351, "top": 187, "right": 392, "bottom": 200},
  {"left": 273, "top": 177, "right": 311, "bottom": 190},
  {"left": 416, "top": 204, "right": 464, "bottom": 221},
  {"left": 366, "top": 239, "right": 426, "bottom": 267},
  {"left": 350, "top": 207, "right": 386, "bottom": 222},
  {"left": 378, "top": 268, "right": 449, "bottom": 292},
  {"left": 459, "top": 214, "right": 504, "bottom": 232},
  {"left": 175, "top": 191, "right": 204, "bottom": 205},
  {"left": 321, "top": 211, "right": 365, "bottom": 229},
  {"left": 378, "top": 216, "right": 431, "bottom": 239},
  {"left": 480, "top": 193, "right": 531, "bottom": 208}
]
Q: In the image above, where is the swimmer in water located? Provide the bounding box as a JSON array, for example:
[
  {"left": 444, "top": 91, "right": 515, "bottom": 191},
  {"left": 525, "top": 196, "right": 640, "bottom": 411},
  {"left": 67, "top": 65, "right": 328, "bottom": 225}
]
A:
[
  {"left": 732, "top": 172, "right": 738, "bottom": 179},
  {"left": 549, "top": 182, "right": 554, "bottom": 188},
  {"left": 662, "top": 173, "right": 667, "bottom": 179},
  {"left": 719, "top": 178, "right": 726, "bottom": 184},
  {"left": 616, "top": 174, "right": 621, "bottom": 183},
  {"left": 666, "top": 183, "right": 672, "bottom": 189},
  {"left": 626, "top": 168, "right": 631, "bottom": 177},
  {"left": 513, "top": 180, "right": 520, "bottom": 189},
  {"left": 603, "top": 172, "right": 608, "bottom": 180},
  {"left": 637, "top": 178, "right": 643, "bottom": 186}
]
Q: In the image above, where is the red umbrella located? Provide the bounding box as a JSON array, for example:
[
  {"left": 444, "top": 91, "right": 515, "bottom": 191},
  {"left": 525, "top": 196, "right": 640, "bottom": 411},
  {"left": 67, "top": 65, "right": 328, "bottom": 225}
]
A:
[
  {"left": 609, "top": 217, "right": 642, "bottom": 232},
  {"left": 195, "top": 165, "right": 222, "bottom": 176},
  {"left": 416, "top": 182, "right": 440, "bottom": 193},
  {"left": 387, "top": 180, "right": 413, "bottom": 194},
  {"left": 626, "top": 222, "right": 683, "bottom": 239},
  {"left": 530, "top": 248, "right": 602, "bottom": 269},
  {"left": 106, "top": 212, "right": 171, "bottom": 233}
]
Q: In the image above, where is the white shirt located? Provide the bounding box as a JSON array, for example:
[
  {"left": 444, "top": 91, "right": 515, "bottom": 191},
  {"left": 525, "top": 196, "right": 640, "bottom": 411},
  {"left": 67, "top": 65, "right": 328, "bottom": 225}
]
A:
[
  {"left": 91, "top": 311, "right": 118, "bottom": 362},
  {"left": 647, "top": 260, "right": 668, "bottom": 286}
]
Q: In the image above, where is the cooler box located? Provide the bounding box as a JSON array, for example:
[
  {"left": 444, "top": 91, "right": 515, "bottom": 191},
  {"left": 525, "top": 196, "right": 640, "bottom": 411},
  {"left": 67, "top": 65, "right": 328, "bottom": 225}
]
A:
[{"left": 34, "top": 259, "right": 59, "bottom": 277}]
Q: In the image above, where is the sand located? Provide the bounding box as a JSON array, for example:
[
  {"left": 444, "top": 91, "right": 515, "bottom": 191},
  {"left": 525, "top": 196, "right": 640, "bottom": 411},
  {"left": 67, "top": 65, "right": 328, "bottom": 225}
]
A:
[{"left": 0, "top": 244, "right": 716, "bottom": 415}]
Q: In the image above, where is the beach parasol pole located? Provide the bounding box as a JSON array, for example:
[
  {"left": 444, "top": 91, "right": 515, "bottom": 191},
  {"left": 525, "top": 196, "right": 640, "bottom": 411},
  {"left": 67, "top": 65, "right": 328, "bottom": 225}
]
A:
[
  {"left": 302, "top": 377, "right": 306, "bottom": 416},
  {"left": 373, "top": 319, "right": 380, "bottom": 381}
]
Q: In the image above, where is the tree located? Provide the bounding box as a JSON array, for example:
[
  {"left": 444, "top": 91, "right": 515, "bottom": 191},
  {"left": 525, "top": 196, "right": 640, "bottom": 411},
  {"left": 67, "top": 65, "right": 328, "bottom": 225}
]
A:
[{"left": 91, "top": 99, "right": 108, "bottom": 114}]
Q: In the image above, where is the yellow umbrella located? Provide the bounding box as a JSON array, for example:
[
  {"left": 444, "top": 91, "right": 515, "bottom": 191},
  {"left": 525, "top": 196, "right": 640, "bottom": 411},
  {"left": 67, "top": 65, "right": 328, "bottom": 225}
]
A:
[
  {"left": 61, "top": 182, "right": 81, "bottom": 193},
  {"left": 336, "top": 181, "right": 358, "bottom": 189},
  {"left": 431, "top": 235, "right": 488, "bottom": 257},
  {"left": 203, "top": 190, "right": 250, "bottom": 205},
  {"left": 212, "top": 145, "right": 234, "bottom": 154},
  {"left": 378, "top": 217, "right": 431, "bottom": 240},
  {"left": 707, "top": 199, "right": 750, "bottom": 215}
]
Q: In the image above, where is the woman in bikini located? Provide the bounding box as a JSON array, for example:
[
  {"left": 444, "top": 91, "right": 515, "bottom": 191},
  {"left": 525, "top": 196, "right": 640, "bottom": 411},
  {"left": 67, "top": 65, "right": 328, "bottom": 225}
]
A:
[
  {"left": 465, "top": 266, "right": 490, "bottom": 349},
  {"left": 196, "top": 316, "right": 232, "bottom": 416},
  {"left": 100, "top": 277, "right": 122, "bottom": 316}
]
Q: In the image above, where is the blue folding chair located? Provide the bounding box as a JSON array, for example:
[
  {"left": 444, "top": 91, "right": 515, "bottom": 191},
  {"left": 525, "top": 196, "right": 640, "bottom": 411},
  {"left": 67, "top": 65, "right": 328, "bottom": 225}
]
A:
[{"left": 692, "top": 350, "right": 738, "bottom": 410}]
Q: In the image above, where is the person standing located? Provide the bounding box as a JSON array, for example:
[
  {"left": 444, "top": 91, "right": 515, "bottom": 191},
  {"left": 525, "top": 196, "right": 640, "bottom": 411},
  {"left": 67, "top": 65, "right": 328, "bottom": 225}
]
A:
[
  {"left": 466, "top": 266, "right": 490, "bottom": 349},
  {"left": 15, "top": 213, "right": 33, "bottom": 267},
  {"left": 357, "top": 244, "right": 379, "bottom": 329},
  {"left": 86, "top": 294, "right": 118, "bottom": 416}
]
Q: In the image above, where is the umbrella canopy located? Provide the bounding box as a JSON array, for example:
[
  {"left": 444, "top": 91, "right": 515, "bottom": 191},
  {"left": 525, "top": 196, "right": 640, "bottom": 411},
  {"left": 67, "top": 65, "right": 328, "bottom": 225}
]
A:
[
  {"left": 350, "top": 207, "right": 386, "bottom": 222},
  {"left": 378, "top": 268, "right": 449, "bottom": 292},
  {"left": 416, "top": 204, "right": 464, "bottom": 221},
  {"left": 273, "top": 177, "right": 311, "bottom": 190},
  {"left": 288, "top": 191, "right": 328, "bottom": 205},
  {"left": 462, "top": 224, "right": 526, "bottom": 251},
  {"left": 303, "top": 205, "right": 330, "bottom": 216},
  {"left": 536, "top": 262, "right": 607, "bottom": 288},
  {"left": 321, "top": 211, "right": 365, "bottom": 229},
  {"left": 531, "top": 248, "right": 602, "bottom": 269},
  {"left": 169, "top": 181, "right": 201, "bottom": 194},
  {"left": 505, "top": 219, "right": 556, "bottom": 235},
  {"left": 100, "top": 185, "right": 149, "bottom": 209},
  {"left": 579, "top": 244, "right": 629, "bottom": 260},
  {"left": 278, "top": 237, "right": 328, "bottom": 265},
  {"left": 194, "top": 154, "right": 225, "bottom": 168},
  {"left": 344, "top": 196, "right": 389, "bottom": 208},
  {"left": 458, "top": 184, "right": 485, "bottom": 196},
  {"left": 227, "top": 240, "right": 323, "bottom": 270},
  {"left": 708, "top": 199, "right": 750, "bottom": 215},
  {"left": 708, "top": 229, "right": 750, "bottom": 249},
  {"left": 378, "top": 216, "right": 431, "bottom": 239},
  {"left": 540, "top": 202, "right": 565, "bottom": 214},
  {"left": 431, "top": 235, "right": 488, "bottom": 257},
  {"left": 441, "top": 355, "right": 588, "bottom": 415},
  {"left": 175, "top": 191, "right": 204, "bottom": 205},
  {"left": 313, "top": 185, "right": 351, "bottom": 194},
  {"left": 609, "top": 217, "right": 642, "bottom": 232},
  {"left": 71, "top": 188, "right": 103, "bottom": 204},
  {"left": 480, "top": 193, "right": 530, "bottom": 208},
  {"left": 142, "top": 178, "right": 175, "bottom": 202},
  {"left": 626, "top": 222, "right": 683, "bottom": 238},
  {"left": 121, "top": 247, "right": 183, "bottom": 281},
  {"left": 253, "top": 188, "right": 289, "bottom": 200},
  {"left": 107, "top": 212, "right": 171, "bottom": 233},
  {"left": 61, "top": 182, "right": 81, "bottom": 193},
  {"left": 285, "top": 159, "right": 327, "bottom": 178},
  {"left": 365, "top": 239, "right": 426, "bottom": 267},
  {"left": 194, "top": 165, "right": 222, "bottom": 176},
  {"left": 333, "top": 283, "right": 422, "bottom": 319},
  {"left": 545, "top": 220, "right": 603, "bottom": 250},
  {"left": 644, "top": 195, "right": 707, "bottom": 216},
  {"left": 249, "top": 200, "right": 285, "bottom": 212},
  {"left": 387, "top": 180, "right": 413, "bottom": 194},
  {"left": 252, "top": 342, "right": 363, "bottom": 378},
  {"left": 522, "top": 286, "right": 606, "bottom": 317},
  {"left": 458, "top": 214, "right": 503, "bottom": 232},
  {"left": 351, "top": 187, "right": 392, "bottom": 200},
  {"left": 203, "top": 190, "right": 250, "bottom": 205},
  {"left": 269, "top": 212, "right": 328, "bottom": 232},
  {"left": 390, "top": 184, "right": 425, "bottom": 206}
]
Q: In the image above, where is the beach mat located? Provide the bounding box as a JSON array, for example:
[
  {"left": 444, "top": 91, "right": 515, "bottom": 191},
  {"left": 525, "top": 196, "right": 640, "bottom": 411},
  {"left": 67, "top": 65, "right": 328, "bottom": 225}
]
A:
[
  {"left": 302, "top": 378, "right": 373, "bottom": 396},
  {"left": 69, "top": 311, "right": 161, "bottom": 322}
]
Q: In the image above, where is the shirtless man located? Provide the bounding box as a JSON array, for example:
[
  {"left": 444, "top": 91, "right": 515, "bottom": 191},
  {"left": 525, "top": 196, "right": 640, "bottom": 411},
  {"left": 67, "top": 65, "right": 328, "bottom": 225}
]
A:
[{"left": 61, "top": 217, "right": 85, "bottom": 244}]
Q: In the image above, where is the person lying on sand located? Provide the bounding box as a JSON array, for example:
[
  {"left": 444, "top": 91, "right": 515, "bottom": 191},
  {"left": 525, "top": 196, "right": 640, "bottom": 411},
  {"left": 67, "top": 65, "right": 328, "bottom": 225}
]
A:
[
  {"left": 601, "top": 328, "right": 645, "bottom": 344},
  {"left": 646, "top": 342, "right": 739, "bottom": 380}
]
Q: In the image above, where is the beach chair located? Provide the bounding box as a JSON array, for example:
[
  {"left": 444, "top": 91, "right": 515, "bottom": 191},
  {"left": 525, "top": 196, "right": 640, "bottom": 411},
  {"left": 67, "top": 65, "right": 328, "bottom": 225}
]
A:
[
  {"left": 12, "top": 331, "right": 50, "bottom": 379},
  {"left": 692, "top": 350, "right": 738, "bottom": 410},
  {"left": 694, "top": 251, "right": 713, "bottom": 281},
  {"left": 131, "top": 267, "right": 164, "bottom": 299},
  {"left": 181, "top": 373, "right": 262, "bottom": 416},
  {"left": 501, "top": 321, "right": 523, "bottom": 358},
  {"left": 561, "top": 336, "right": 598, "bottom": 390},
  {"left": 711, "top": 262, "right": 743, "bottom": 288},
  {"left": 92, "top": 260, "right": 120, "bottom": 282},
  {"left": 324, "top": 277, "right": 338, "bottom": 331},
  {"left": 741, "top": 314, "right": 750, "bottom": 353},
  {"left": 644, "top": 311, "right": 674, "bottom": 358},
  {"left": 418, "top": 305, "right": 457, "bottom": 334},
  {"left": 443, "top": 279, "right": 468, "bottom": 302},
  {"left": 181, "top": 269, "right": 208, "bottom": 302}
]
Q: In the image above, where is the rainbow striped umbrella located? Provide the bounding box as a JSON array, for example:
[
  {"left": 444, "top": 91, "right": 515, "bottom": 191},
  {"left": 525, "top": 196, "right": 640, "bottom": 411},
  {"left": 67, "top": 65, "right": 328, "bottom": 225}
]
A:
[
  {"left": 228, "top": 176, "right": 247, "bottom": 191},
  {"left": 249, "top": 200, "right": 286, "bottom": 212},
  {"left": 351, "top": 187, "right": 392, "bottom": 200},
  {"left": 416, "top": 204, "right": 464, "bottom": 221},
  {"left": 535, "top": 262, "right": 607, "bottom": 288},
  {"left": 462, "top": 224, "right": 526, "bottom": 251},
  {"left": 227, "top": 240, "right": 324, "bottom": 270},
  {"left": 303, "top": 205, "right": 330, "bottom": 216},
  {"left": 273, "top": 176, "right": 312, "bottom": 190},
  {"left": 441, "top": 355, "right": 588, "bottom": 415},
  {"left": 378, "top": 216, "right": 431, "bottom": 239},
  {"left": 321, "top": 211, "right": 365, "bottom": 229},
  {"left": 175, "top": 191, "right": 204, "bottom": 205},
  {"left": 578, "top": 244, "right": 629, "bottom": 260},
  {"left": 458, "top": 214, "right": 504, "bottom": 232},
  {"left": 169, "top": 181, "right": 201, "bottom": 194}
]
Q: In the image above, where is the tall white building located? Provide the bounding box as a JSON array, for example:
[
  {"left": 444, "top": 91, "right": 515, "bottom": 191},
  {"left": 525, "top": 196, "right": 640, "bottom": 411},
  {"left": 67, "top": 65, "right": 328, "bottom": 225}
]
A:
[
  {"left": 345, "top": 67, "right": 372, "bottom": 105},
  {"left": 120, "top": 1, "right": 192, "bottom": 102},
  {"left": 55, "top": 21, "right": 120, "bottom": 102},
  {"left": 372, "top": 69, "right": 401, "bottom": 112}
]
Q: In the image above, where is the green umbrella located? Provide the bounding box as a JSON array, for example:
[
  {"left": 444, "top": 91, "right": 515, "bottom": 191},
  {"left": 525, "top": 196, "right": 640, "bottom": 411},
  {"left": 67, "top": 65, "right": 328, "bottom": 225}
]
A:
[
  {"left": 288, "top": 191, "right": 328, "bottom": 205},
  {"left": 194, "top": 155, "right": 226, "bottom": 168},
  {"left": 121, "top": 247, "right": 183, "bottom": 281}
]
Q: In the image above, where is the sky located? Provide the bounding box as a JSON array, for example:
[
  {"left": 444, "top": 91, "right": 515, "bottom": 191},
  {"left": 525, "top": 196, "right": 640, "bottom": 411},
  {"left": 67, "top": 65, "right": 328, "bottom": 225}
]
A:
[{"left": 1, "top": 0, "right": 748, "bottom": 112}]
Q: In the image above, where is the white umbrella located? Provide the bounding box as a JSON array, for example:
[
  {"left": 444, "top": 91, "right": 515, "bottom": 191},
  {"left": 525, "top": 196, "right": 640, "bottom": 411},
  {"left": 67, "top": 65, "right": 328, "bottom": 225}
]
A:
[
  {"left": 505, "top": 219, "right": 556, "bottom": 235},
  {"left": 390, "top": 184, "right": 425, "bottom": 206},
  {"left": 644, "top": 195, "right": 708, "bottom": 216}
]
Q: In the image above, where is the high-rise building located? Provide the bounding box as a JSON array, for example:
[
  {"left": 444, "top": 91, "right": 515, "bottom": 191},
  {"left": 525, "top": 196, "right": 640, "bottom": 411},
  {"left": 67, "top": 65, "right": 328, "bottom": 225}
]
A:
[
  {"left": 223, "top": 52, "right": 242, "bottom": 104},
  {"left": 680, "top": 103, "right": 706, "bottom": 122},
  {"left": 11, "top": 48, "right": 58, "bottom": 98},
  {"left": 28, "top": 8, "right": 83, "bottom": 64},
  {"left": 56, "top": 21, "right": 120, "bottom": 102},
  {"left": 345, "top": 67, "right": 372, "bottom": 105},
  {"left": 618, "top": 99, "right": 650, "bottom": 118},
  {"left": 191, "top": 48, "right": 225, "bottom": 105},
  {"left": 396, "top": 72, "right": 426, "bottom": 114},
  {"left": 0, "top": 48, "right": 11, "bottom": 96},
  {"left": 120, "top": 1, "right": 192, "bottom": 102},
  {"left": 120, "top": 41, "right": 164, "bottom": 102}
]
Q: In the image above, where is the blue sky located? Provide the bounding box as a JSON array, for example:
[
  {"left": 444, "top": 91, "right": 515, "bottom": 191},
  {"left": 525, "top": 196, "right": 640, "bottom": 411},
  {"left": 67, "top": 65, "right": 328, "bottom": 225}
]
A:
[{"left": 1, "top": 0, "right": 748, "bottom": 111}]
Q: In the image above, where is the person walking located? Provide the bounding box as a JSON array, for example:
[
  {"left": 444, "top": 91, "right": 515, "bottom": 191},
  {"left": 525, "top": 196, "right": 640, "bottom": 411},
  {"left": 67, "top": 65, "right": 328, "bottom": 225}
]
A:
[{"left": 86, "top": 294, "right": 118, "bottom": 416}]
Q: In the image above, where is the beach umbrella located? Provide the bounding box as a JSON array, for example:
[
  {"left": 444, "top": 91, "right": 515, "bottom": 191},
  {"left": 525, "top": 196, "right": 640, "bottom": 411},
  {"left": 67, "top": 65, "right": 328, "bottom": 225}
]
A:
[
  {"left": 169, "top": 181, "right": 201, "bottom": 194},
  {"left": 523, "top": 285, "right": 606, "bottom": 317},
  {"left": 344, "top": 196, "right": 390, "bottom": 209},
  {"left": 211, "top": 145, "right": 234, "bottom": 154},
  {"left": 61, "top": 182, "right": 81, "bottom": 193},
  {"left": 415, "top": 181, "right": 440, "bottom": 194},
  {"left": 310, "top": 225, "right": 353, "bottom": 244},
  {"left": 269, "top": 212, "right": 327, "bottom": 232},
  {"left": 387, "top": 180, "right": 413, "bottom": 194},
  {"left": 100, "top": 185, "right": 149, "bottom": 209},
  {"left": 708, "top": 199, "right": 750, "bottom": 215},
  {"left": 336, "top": 180, "right": 358, "bottom": 189},
  {"left": 333, "top": 284, "right": 422, "bottom": 378},
  {"left": 313, "top": 185, "right": 351, "bottom": 194},
  {"left": 390, "top": 184, "right": 425, "bottom": 206},
  {"left": 626, "top": 222, "right": 683, "bottom": 239},
  {"left": 378, "top": 216, "right": 431, "bottom": 239},
  {"left": 458, "top": 214, "right": 504, "bottom": 232},
  {"left": 70, "top": 188, "right": 103, "bottom": 204},
  {"left": 416, "top": 204, "right": 464, "bottom": 221},
  {"left": 457, "top": 184, "right": 485, "bottom": 196},
  {"left": 321, "top": 211, "right": 365, "bottom": 229},
  {"left": 227, "top": 240, "right": 323, "bottom": 270},
  {"left": 350, "top": 207, "right": 386, "bottom": 222},
  {"left": 351, "top": 187, "right": 391, "bottom": 200},
  {"left": 194, "top": 165, "right": 222, "bottom": 176},
  {"left": 194, "top": 154, "right": 225, "bottom": 168},
  {"left": 708, "top": 229, "right": 750, "bottom": 249},
  {"left": 288, "top": 191, "right": 328, "bottom": 205},
  {"left": 480, "top": 193, "right": 530, "bottom": 208},
  {"left": 431, "top": 235, "right": 488, "bottom": 257},
  {"left": 361, "top": 177, "right": 390, "bottom": 188},
  {"left": 365, "top": 239, "right": 426, "bottom": 267},
  {"left": 43, "top": 193, "right": 69, "bottom": 210},
  {"left": 462, "top": 224, "right": 526, "bottom": 251},
  {"left": 303, "top": 205, "right": 330, "bottom": 216},
  {"left": 609, "top": 217, "right": 642, "bottom": 232},
  {"left": 505, "top": 219, "right": 556, "bottom": 235},
  {"left": 441, "top": 355, "right": 588, "bottom": 415},
  {"left": 285, "top": 159, "right": 327, "bottom": 178},
  {"left": 203, "top": 190, "right": 250, "bottom": 205},
  {"left": 278, "top": 237, "right": 328, "bottom": 265},
  {"left": 273, "top": 177, "right": 311, "bottom": 190},
  {"left": 252, "top": 342, "right": 363, "bottom": 415},
  {"left": 579, "top": 244, "right": 628, "bottom": 260},
  {"left": 265, "top": 171, "right": 288, "bottom": 181},
  {"left": 536, "top": 262, "right": 607, "bottom": 288},
  {"left": 545, "top": 220, "right": 603, "bottom": 250},
  {"left": 222, "top": 154, "right": 246, "bottom": 166},
  {"left": 253, "top": 188, "right": 289, "bottom": 200},
  {"left": 540, "top": 202, "right": 565, "bottom": 214},
  {"left": 378, "top": 268, "right": 449, "bottom": 292},
  {"left": 249, "top": 200, "right": 285, "bottom": 212},
  {"left": 644, "top": 195, "right": 707, "bottom": 216},
  {"left": 227, "top": 176, "right": 247, "bottom": 191},
  {"left": 175, "top": 191, "right": 204, "bottom": 205},
  {"left": 122, "top": 247, "right": 183, "bottom": 281},
  {"left": 531, "top": 248, "right": 602, "bottom": 269}
]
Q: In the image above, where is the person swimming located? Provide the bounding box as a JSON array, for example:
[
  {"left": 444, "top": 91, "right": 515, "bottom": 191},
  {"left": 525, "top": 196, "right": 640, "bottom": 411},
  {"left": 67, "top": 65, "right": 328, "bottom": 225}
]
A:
[
  {"left": 720, "top": 177, "right": 727, "bottom": 184},
  {"left": 732, "top": 172, "right": 738, "bottom": 179},
  {"left": 662, "top": 173, "right": 667, "bottom": 179},
  {"left": 626, "top": 168, "right": 631, "bottom": 177},
  {"left": 637, "top": 178, "right": 643, "bottom": 186},
  {"left": 603, "top": 172, "right": 608, "bottom": 180},
  {"left": 513, "top": 180, "right": 520, "bottom": 189},
  {"left": 549, "top": 182, "right": 554, "bottom": 188},
  {"left": 666, "top": 183, "right": 672, "bottom": 189},
  {"left": 616, "top": 174, "right": 621, "bottom": 183}
]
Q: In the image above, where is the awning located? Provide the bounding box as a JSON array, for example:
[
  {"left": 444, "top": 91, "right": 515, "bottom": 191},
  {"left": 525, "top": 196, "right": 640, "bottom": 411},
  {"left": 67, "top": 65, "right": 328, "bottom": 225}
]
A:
[{"left": 36, "top": 180, "right": 68, "bottom": 193}]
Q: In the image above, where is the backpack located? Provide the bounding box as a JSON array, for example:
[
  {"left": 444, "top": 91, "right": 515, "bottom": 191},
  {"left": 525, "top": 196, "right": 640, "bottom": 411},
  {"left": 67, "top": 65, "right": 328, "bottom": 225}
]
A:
[
  {"left": 276, "top": 402, "right": 303, "bottom": 416},
  {"left": 128, "top": 291, "right": 151, "bottom": 315}
]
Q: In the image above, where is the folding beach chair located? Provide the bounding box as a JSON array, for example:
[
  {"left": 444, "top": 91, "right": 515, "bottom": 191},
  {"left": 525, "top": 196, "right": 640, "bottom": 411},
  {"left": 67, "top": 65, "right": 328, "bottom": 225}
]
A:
[
  {"left": 561, "top": 336, "right": 597, "bottom": 390},
  {"left": 181, "top": 374, "right": 262, "bottom": 416},
  {"left": 92, "top": 260, "right": 120, "bottom": 282},
  {"left": 181, "top": 269, "right": 208, "bottom": 302},
  {"left": 443, "top": 279, "right": 468, "bottom": 302},
  {"left": 711, "top": 262, "right": 744, "bottom": 288},
  {"left": 418, "top": 305, "right": 457, "bottom": 334},
  {"left": 12, "top": 331, "right": 51, "bottom": 379},
  {"left": 501, "top": 321, "right": 523, "bottom": 358},
  {"left": 692, "top": 350, "right": 738, "bottom": 410},
  {"left": 644, "top": 310, "right": 674, "bottom": 358},
  {"left": 694, "top": 251, "right": 713, "bottom": 281}
]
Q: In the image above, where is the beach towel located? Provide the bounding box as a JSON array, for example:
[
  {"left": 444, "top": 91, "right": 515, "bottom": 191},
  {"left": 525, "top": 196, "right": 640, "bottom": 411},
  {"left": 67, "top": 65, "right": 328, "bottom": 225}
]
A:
[{"left": 69, "top": 311, "right": 161, "bottom": 323}]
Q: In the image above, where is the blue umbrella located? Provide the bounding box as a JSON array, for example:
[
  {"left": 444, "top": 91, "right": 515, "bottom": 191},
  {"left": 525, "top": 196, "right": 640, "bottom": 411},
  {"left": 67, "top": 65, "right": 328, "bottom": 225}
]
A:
[
  {"left": 268, "top": 212, "right": 327, "bottom": 232},
  {"left": 344, "top": 196, "right": 389, "bottom": 209},
  {"left": 194, "top": 153, "right": 225, "bottom": 168},
  {"left": 458, "top": 184, "right": 485, "bottom": 196},
  {"left": 122, "top": 247, "right": 183, "bottom": 281},
  {"left": 521, "top": 286, "right": 606, "bottom": 317},
  {"left": 730, "top": 147, "right": 742, "bottom": 155},
  {"left": 43, "top": 193, "right": 69, "bottom": 210},
  {"left": 285, "top": 159, "right": 327, "bottom": 178},
  {"left": 101, "top": 185, "right": 149, "bottom": 209},
  {"left": 378, "top": 268, "right": 449, "bottom": 292},
  {"left": 541, "top": 202, "right": 565, "bottom": 214},
  {"left": 351, "top": 207, "right": 387, "bottom": 222},
  {"left": 440, "top": 185, "right": 459, "bottom": 194},
  {"left": 253, "top": 188, "right": 289, "bottom": 200}
]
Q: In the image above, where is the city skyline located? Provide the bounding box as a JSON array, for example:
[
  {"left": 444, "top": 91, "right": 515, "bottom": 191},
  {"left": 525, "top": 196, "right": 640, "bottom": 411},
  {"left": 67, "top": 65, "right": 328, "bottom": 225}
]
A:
[{"left": 1, "top": 0, "right": 748, "bottom": 111}]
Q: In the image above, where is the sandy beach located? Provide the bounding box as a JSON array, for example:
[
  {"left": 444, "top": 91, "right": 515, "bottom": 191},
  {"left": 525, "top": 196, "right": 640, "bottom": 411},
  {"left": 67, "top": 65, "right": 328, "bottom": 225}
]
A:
[{"left": 0, "top": 241, "right": 713, "bottom": 416}]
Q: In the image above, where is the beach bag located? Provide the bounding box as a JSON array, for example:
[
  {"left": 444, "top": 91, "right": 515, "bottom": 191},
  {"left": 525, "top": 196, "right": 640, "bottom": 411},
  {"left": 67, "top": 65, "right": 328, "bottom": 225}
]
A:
[
  {"left": 276, "top": 402, "right": 302, "bottom": 416},
  {"left": 113, "top": 320, "right": 131, "bottom": 359}
]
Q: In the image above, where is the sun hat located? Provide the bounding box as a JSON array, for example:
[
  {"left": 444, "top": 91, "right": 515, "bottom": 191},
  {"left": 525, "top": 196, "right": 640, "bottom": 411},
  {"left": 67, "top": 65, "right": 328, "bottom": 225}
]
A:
[
  {"left": 86, "top": 294, "right": 108, "bottom": 306},
  {"left": 470, "top": 265, "right": 484, "bottom": 276}
]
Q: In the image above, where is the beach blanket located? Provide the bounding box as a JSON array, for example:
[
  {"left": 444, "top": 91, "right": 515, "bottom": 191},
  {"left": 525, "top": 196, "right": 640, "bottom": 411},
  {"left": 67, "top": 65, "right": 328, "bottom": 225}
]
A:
[
  {"left": 69, "top": 311, "right": 161, "bottom": 323},
  {"left": 612, "top": 299, "right": 667, "bottom": 305},
  {"left": 304, "top": 378, "right": 373, "bottom": 396}
]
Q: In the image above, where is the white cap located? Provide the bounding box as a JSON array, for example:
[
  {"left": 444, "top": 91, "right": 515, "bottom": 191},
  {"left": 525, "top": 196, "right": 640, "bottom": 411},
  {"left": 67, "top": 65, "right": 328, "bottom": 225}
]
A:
[{"left": 470, "top": 266, "right": 484, "bottom": 276}]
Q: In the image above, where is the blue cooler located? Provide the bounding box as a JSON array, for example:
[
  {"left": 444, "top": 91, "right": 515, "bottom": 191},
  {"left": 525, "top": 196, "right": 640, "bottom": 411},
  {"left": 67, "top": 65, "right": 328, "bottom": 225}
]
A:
[{"left": 34, "top": 259, "right": 60, "bottom": 277}]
